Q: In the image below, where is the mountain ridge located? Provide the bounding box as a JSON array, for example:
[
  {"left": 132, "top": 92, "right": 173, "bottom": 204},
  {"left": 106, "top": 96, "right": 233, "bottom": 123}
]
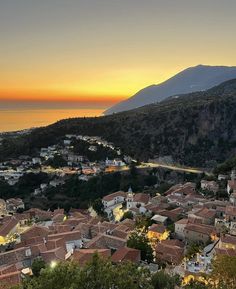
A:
[{"left": 104, "top": 64, "right": 236, "bottom": 115}]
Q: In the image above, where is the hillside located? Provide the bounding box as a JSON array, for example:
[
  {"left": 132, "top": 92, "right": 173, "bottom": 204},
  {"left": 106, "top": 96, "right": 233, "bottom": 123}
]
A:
[
  {"left": 104, "top": 65, "right": 236, "bottom": 115},
  {"left": 1, "top": 79, "right": 236, "bottom": 167}
]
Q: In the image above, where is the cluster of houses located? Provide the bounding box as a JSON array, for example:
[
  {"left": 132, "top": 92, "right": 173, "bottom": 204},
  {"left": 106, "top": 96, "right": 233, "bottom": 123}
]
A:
[
  {"left": 0, "top": 205, "right": 141, "bottom": 287},
  {"left": 0, "top": 169, "right": 236, "bottom": 286},
  {"left": 100, "top": 171, "right": 236, "bottom": 284},
  {"left": 0, "top": 135, "right": 129, "bottom": 197}
]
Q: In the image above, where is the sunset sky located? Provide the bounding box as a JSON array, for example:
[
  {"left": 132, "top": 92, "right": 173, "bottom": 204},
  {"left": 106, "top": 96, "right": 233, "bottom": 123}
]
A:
[{"left": 1, "top": 0, "right": 236, "bottom": 107}]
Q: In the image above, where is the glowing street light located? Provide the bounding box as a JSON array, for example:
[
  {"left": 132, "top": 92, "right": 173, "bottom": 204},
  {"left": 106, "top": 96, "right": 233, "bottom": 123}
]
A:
[{"left": 50, "top": 261, "right": 57, "bottom": 269}]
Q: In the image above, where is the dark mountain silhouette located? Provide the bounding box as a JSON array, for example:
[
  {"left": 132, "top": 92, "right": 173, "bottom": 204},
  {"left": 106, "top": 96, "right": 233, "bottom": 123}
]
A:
[{"left": 104, "top": 65, "right": 236, "bottom": 115}]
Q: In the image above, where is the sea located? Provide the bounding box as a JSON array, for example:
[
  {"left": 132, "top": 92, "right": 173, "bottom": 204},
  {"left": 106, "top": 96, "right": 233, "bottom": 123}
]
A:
[{"left": 0, "top": 101, "right": 105, "bottom": 133}]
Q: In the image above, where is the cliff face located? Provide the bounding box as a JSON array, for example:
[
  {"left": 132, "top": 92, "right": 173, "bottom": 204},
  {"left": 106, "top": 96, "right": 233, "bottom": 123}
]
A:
[{"left": 1, "top": 79, "right": 236, "bottom": 167}]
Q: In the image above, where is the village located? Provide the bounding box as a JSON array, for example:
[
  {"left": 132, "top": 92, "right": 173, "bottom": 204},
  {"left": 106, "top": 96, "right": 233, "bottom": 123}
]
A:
[
  {"left": 0, "top": 141, "right": 236, "bottom": 288},
  {"left": 0, "top": 134, "right": 129, "bottom": 197}
]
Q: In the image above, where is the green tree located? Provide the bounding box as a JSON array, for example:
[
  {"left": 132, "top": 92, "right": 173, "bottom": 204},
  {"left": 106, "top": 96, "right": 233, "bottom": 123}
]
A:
[
  {"left": 91, "top": 198, "right": 104, "bottom": 215},
  {"left": 127, "top": 231, "right": 153, "bottom": 263},
  {"left": 210, "top": 255, "right": 236, "bottom": 289},
  {"left": 185, "top": 281, "right": 208, "bottom": 289},
  {"left": 151, "top": 270, "right": 180, "bottom": 289},
  {"left": 185, "top": 242, "right": 203, "bottom": 259},
  {"left": 31, "top": 258, "right": 46, "bottom": 277},
  {"left": 21, "top": 254, "right": 153, "bottom": 289},
  {"left": 121, "top": 211, "right": 133, "bottom": 220}
]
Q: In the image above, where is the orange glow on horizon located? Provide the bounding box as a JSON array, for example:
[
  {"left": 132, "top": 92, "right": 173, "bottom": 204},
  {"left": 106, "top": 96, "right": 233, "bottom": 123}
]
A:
[{"left": 0, "top": 90, "right": 127, "bottom": 105}]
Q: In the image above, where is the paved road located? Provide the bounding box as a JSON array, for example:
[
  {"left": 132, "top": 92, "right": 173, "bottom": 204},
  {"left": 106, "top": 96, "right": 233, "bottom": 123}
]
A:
[{"left": 139, "top": 162, "right": 208, "bottom": 175}]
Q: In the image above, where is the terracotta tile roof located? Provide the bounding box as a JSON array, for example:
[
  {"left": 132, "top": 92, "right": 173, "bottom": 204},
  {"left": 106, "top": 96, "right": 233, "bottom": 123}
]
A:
[
  {"left": 30, "top": 243, "right": 47, "bottom": 257},
  {"left": 86, "top": 234, "right": 126, "bottom": 250},
  {"left": 156, "top": 239, "right": 184, "bottom": 265},
  {"left": 148, "top": 224, "right": 166, "bottom": 234},
  {"left": 120, "top": 219, "right": 135, "bottom": 230},
  {"left": 41, "top": 247, "right": 66, "bottom": 263},
  {"left": 21, "top": 225, "right": 50, "bottom": 241},
  {"left": 133, "top": 193, "right": 150, "bottom": 204},
  {"left": 184, "top": 224, "right": 216, "bottom": 236},
  {"left": 226, "top": 205, "right": 236, "bottom": 216},
  {"left": 0, "top": 270, "right": 21, "bottom": 287},
  {"left": 72, "top": 249, "right": 111, "bottom": 266},
  {"left": 0, "top": 247, "right": 31, "bottom": 266},
  {"left": 46, "top": 237, "right": 66, "bottom": 251},
  {"left": 221, "top": 234, "right": 236, "bottom": 245},
  {"left": 111, "top": 247, "right": 141, "bottom": 263},
  {"left": 0, "top": 217, "right": 18, "bottom": 237},
  {"left": 194, "top": 207, "right": 216, "bottom": 219},
  {"left": 215, "top": 247, "right": 236, "bottom": 257},
  {"left": 47, "top": 230, "right": 81, "bottom": 242},
  {"left": 102, "top": 191, "right": 127, "bottom": 202},
  {"left": 175, "top": 218, "right": 189, "bottom": 225},
  {"left": 52, "top": 214, "right": 65, "bottom": 223}
]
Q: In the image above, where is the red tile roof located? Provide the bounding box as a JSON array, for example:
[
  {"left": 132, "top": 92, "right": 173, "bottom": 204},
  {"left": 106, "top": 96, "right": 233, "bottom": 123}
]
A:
[
  {"left": 102, "top": 191, "right": 126, "bottom": 202},
  {"left": 72, "top": 249, "right": 111, "bottom": 266},
  {"left": 111, "top": 247, "right": 141, "bottom": 263}
]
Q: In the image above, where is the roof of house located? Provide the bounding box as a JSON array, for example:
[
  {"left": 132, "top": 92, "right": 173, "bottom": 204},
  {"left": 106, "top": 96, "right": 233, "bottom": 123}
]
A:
[
  {"left": 175, "top": 218, "right": 189, "bottom": 225},
  {"left": 0, "top": 217, "right": 18, "bottom": 237},
  {"left": 40, "top": 247, "right": 66, "bottom": 263},
  {"left": 184, "top": 224, "right": 216, "bottom": 236},
  {"left": 133, "top": 193, "right": 150, "bottom": 204},
  {"left": 194, "top": 207, "right": 216, "bottom": 219},
  {"left": 72, "top": 249, "right": 111, "bottom": 266},
  {"left": 102, "top": 191, "right": 126, "bottom": 202},
  {"left": 215, "top": 247, "right": 236, "bottom": 257},
  {"left": 111, "top": 247, "right": 141, "bottom": 263},
  {"left": 156, "top": 239, "right": 184, "bottom": 265},
  {"left": 148, "top": 224, "right": 166, "bottom": 234},
  {"left": 21, "top": 225, "right": 50, "bottom": 240},
  {"left": 228, "top": 180, "right": 236, "bottom": 190},
  {"left": 221, "top": 234, "right": 236, "bottom": 245},
  {"left": 47, "top": 230, "right": 81, "bottom": 242},
  {"left": 226, "top": 205, "right": 236, "bottom": 216}
]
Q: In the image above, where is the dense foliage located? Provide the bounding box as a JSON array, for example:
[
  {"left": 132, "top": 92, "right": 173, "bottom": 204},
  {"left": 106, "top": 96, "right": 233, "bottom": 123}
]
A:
[{"left": 127, "top": 231, "right": 154, "bottom": 263}]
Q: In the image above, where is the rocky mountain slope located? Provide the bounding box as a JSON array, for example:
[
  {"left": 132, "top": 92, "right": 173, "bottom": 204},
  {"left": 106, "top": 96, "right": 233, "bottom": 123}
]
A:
[
  {"left": 1, "top": 79, "right": 236, "bottom": 167},
  {"left": 104, "top": 65, "right": 236, "bottom": 115}
]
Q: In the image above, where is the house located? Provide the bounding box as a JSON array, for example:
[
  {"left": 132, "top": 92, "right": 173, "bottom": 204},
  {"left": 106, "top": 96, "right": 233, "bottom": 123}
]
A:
[
  {"left": 201, "top": 180, "right": 219, "bottom": 193},
  {"left": 184, "top": 223, "right": 217, "bottom": 244},
  {"left": 126, "top": 191, "right": 150, "bottom": 213},
  {"left": 227, "top": 180, "right": 236, "bottom": 194},
  {"left": 175, "top": 218, "right": 189, "bottom": 240},
  {"left": 0, "top": 247, "right": 32, "bottom": 267},
  {"left": 72, "top": 248, "right": 111, "bottom": 266},
  {"left": 41, "top": 247, "right": 67, "bottom": 264},
  {"left": 0, "top": 271, "right": 22, "bottom": 287},
  {"left": 102, "top": 191, "right": 126, "bottom": 209},
  {"left": 0, "top": 217, "right": 19, "bottom": 244},
  {"left": 111, "top": 247, "right": 141, "bottom": 264},
  {"left": 229, "top": 193, "right": 236, "bottom": 206},
  {"left": 188, "top": 207, "right": 216, "bottom": 225},
  {"left": 155, "top": 239, "right": 184, "bottom": 265},
  {"left": 151, "top": 214, "right": 168, "bottom": 225},
  {"left": 6, "top": 198, "right": 24, "bottom": 213},
  {"left": 85, "top": 234, "right": 126, "bottom": 250},
  {"left": 218, "top": 174, "right": 228, "bottom": 181},
  {"left": 47, "top": 230, "right": 82, "bottom": 253},
  {"left": 147, "top": 224, "right": 169, "bottom": 242},
  {"left": 218, "top": 234, "right": 236, "bottom": 250},
  {"left": 20, "top": 225, "right": 49, "bottom": 242},
  {"left": 225, "top": 206, "right": 236, "bottom": 222}
]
